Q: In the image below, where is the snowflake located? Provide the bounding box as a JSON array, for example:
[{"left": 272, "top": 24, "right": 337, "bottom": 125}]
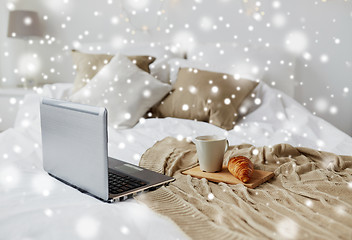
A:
[
  {"left": 305, "top": 199, "right": 313, "bottom": 207},
  {"left": 124, "top": 113, "right": 131, "bottom": 120},
  {"left": 76, "top": 216, "right": 100, "bottom": 238},
  {"left": 285, "top": 30, "right": 308, "bottom": 54},
  {"left": 276, "top": 218, "right": 299, "bottom": 239},
  {"left": 224, "top": 98, "right": 231, "bottom": 105},
  {"left": 176, "top": 134, "right": 184, "bottom": 141},
  {"left": 272, "top": 13, "right": 287, "bottom": 28},
  {"left": 44, "top": 208, "right": 54, "bottom": 217},
  {"left": 199, "top": 16, "right": 213, "bottom": 31},
  {"left": 120, "top": 225, "right": 130, "bottom": 235},
  {"left": 189, "top": 86, "right": 197, "bottom": 94},
  {"left": 320, "top": 54, "right": 329, "bottom": 63},
  {"left": 208, "top": 193, "right": 214, "bottom": 200}
]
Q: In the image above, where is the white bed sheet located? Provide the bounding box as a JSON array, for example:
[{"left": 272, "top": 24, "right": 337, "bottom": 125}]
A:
[{"left": 1, "top": 82, "right": 351, "bottom": 239}]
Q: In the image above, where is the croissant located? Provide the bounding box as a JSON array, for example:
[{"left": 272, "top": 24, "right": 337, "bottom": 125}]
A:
[{"left": 228, "top": 156, "right": 254, "bottom": 183}]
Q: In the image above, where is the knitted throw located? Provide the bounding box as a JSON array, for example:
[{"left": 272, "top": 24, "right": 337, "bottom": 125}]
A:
[{"left": 135, "top": 137, "right": 352, "bottom": 240}]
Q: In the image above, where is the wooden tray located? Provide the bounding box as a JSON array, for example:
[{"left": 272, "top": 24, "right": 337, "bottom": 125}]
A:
[{"left": 182, "top": 166, "right": 274, "bottom": 189}]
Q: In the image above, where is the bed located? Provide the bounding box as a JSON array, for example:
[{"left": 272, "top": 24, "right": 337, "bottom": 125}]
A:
[{"left": 1, "top": 43, "right": 351, "bottom": 239}]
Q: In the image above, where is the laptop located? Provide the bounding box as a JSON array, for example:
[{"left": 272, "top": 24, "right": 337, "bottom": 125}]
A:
[{"left": 40, "top": 97, "right": 174, "bottom": 202}]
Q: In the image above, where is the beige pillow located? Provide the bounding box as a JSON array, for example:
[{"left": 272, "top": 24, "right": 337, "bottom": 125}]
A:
[
  {"left": 71, "top": 50, "right": 156, "bottom": 93},
  {"left": 153, "top": 68, "right": 258, "bottom": 130}
]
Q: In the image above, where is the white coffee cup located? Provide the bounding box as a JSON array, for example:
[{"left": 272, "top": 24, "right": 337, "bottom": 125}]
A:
[{"left": 194, "top": 135, "right": 229, "bottom": 172}]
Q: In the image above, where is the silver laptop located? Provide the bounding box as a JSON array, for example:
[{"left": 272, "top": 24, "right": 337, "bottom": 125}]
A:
[{"left": 40, "top": 97, "right": 174, "bottom": 202}]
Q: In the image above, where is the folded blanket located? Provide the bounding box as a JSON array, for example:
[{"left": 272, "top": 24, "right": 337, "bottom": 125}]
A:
[{"left": 135, "top": 137, "right": 352, "bottom": 240}]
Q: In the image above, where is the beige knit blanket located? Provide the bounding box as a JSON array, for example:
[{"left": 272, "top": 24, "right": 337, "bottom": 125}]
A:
[{"left": 135, "top": 137, "right": 352, "bottom": 240}]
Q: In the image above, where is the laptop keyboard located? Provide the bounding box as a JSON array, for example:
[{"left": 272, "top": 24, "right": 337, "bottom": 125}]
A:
[{"left": 108, "top": 171, "right": 147, "bottom": 195}]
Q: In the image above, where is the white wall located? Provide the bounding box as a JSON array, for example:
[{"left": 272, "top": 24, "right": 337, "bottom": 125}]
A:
[{"left": 1, "top": 0, "right": 351, "bottom": 136}]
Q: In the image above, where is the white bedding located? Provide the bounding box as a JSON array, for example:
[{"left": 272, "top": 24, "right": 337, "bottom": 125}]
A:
[{"left": 1, "top": 83, "right": 351, "bottom": 239}]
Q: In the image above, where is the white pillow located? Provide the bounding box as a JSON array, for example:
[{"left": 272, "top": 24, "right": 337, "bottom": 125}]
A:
[
  {"left": 187, "top": 42, "right": 296, "bottom": 97},
  {"left": 70, "top": 54, "right": 172, "bottom": 129}
]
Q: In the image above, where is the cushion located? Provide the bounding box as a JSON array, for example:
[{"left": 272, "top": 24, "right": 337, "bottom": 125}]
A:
[
  {"left": 73, "top": 42, "right": 185, "bottom": 84},
  {"left": 70, "top": 54, "right": 171, "bottom": 129},
  {"left": 167, "top": 58, "right": 254, "bottom": 85},
  {"left": 152, "top": 68, "right": 258, "bottom": 130},
  {"left": 187, "top": 42, "right": 296, "bottom": 97},
  {"left": 71, "top": 50, "right": 156, "bottom": 93}
]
